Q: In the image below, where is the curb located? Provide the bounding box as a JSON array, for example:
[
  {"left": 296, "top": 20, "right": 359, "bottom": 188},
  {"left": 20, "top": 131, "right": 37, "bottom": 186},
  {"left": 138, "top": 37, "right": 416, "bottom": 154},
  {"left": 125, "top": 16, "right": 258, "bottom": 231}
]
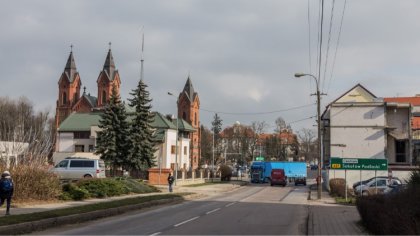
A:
[{"left": 0, "top": 197, "right": 184, "bottom": 235}]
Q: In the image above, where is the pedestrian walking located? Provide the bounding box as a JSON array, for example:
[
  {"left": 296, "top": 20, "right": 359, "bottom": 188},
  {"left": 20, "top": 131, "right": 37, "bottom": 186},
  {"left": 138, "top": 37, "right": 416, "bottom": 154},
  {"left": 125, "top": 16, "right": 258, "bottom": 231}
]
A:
[
  {"left": 0, "top": 171, "right": 14, "bottom": 215},
  {"left": 167, "top": 173, "right": 174, "bottom": 192}
]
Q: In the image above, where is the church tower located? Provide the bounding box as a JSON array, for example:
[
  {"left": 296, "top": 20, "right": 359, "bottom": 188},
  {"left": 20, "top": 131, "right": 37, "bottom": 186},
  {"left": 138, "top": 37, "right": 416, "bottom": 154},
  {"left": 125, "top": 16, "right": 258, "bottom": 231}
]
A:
[
  {"left": 178, "top": 77, "right": 201, "bottom": 169},
  {"left": 55, "top": 48, "right": 82, "bottom": 129},
  {"left": 97, "top": 45, "right": 121, "bottom": 107}
]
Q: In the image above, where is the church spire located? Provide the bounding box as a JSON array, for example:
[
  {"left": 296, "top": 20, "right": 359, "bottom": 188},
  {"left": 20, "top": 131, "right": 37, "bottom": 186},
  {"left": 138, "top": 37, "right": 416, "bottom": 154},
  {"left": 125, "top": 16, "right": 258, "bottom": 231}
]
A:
[
  {"left": 103, "top": 42, "right": 116, "bottom": 80},
  {"left": 64, "top": 45, "right": 77, "bottom": 82},
  {"left": 183, "top": 76, "right": 195, "bottom": 102}
]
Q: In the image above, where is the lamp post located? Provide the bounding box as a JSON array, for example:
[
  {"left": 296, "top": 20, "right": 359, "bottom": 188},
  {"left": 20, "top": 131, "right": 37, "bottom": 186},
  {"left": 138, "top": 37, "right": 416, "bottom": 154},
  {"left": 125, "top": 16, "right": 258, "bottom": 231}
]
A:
[
  {"left": 168, "top": 92, "right": 179, "bottom": 186},
  {"left": 294, "top": 73, "right": 322, "bottom": 200}
]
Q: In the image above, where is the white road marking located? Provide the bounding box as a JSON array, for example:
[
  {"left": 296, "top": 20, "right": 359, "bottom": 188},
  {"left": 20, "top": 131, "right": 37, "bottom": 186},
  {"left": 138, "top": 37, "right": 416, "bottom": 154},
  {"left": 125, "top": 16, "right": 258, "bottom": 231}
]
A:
[
  {"left": 206, "top": 208, "right": 221, "bottom": 214},
  {"left": 149, "top": 232, "right": 161, "bottom": 236},
  {"left": 174, "top": 216, "right": 199, "bottom": 227},
  {"left": 225, "top": 202, "right": 236, "bottom": 207}
]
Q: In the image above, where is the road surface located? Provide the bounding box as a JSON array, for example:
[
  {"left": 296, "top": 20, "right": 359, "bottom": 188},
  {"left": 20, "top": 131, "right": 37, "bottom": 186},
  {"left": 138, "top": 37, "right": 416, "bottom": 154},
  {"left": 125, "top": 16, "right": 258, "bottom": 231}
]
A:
[{"left": 35, "top": 183, "right": 309, "bottom": 235}]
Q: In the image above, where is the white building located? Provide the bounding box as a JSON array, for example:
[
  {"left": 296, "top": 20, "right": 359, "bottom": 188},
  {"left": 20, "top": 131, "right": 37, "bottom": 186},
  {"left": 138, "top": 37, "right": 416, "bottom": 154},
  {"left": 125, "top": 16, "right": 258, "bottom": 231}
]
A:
[
  {"left": 53, "top": 112, "right": 195, "bottom": 170},
  {"left": 0, "top": 141, "right": 29, "bottom": 168},
  {"left": 322, "top": 84, "right": 413, "bottom": 186}
]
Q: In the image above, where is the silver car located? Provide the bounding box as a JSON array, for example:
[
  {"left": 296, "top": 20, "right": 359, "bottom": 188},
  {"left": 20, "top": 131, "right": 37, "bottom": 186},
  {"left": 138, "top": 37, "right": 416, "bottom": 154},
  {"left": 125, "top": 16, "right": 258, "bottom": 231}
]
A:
[
  {"left": 354, "top": 177, "right": 402, "bottom": 196},
  {"left": 52, "top": 158, "right": 106, "bottom": 179}
]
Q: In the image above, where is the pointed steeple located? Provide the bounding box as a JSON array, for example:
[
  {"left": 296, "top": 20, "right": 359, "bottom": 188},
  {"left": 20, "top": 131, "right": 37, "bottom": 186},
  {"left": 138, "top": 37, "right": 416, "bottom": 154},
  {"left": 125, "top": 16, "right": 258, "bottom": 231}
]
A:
[
  {"left": 183, "top": 76, "right": 195, "bottom": 102},
  {"left": 64, "top": 48, "right": 77, "bottom": 82},
  {"left": 103, "top": 43, "right": 116, "bottom": 80}
]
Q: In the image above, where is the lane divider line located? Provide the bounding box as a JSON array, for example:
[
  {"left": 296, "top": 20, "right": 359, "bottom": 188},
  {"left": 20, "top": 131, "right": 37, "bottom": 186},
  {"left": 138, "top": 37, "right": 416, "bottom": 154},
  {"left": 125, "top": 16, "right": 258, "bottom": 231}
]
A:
[
  {"left": 149, "top": 232, "right": 161, "bottom": 236},
  {"left": 225, "top": 202, "right": 236, "bottom": 207},
  {"left": 174, "top": 216, "right": 199, "bottom": 227},
  {"left": 206, "top": 208, "right": 221, "bottom": 215}
]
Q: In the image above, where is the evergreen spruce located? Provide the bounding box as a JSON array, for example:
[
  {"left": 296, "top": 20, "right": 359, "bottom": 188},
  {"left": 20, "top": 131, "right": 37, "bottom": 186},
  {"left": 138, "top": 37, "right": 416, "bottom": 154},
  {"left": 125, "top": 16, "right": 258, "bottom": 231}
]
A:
[
  {"left": 95, "top": 87, "right": 131, "bottom": 171},
  {"left": 128, "top": 79, "right": 156, "bottom": 171}
]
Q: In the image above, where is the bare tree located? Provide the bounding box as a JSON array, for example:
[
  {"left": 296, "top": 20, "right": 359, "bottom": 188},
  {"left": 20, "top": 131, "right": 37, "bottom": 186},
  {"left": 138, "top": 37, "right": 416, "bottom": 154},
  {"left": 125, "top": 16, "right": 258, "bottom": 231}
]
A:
[
  {"left": 274, "top": 117, "right": 287, "bottom": 133},
  {"left": 249, "top": 121, "right": 267, "bottom": 161},
  {"left": 0, "top": 96, "right": 54, "bottom": 167},
  {"left": 297, "top": 128, "right": 316, "bottom": 162}
]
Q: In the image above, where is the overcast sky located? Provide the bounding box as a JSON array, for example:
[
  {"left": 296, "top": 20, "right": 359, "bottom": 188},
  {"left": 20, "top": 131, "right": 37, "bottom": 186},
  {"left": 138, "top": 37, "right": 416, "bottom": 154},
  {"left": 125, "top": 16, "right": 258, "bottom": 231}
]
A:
[{"left": 2, "top": 0, "right": 420, "bottom": 133}]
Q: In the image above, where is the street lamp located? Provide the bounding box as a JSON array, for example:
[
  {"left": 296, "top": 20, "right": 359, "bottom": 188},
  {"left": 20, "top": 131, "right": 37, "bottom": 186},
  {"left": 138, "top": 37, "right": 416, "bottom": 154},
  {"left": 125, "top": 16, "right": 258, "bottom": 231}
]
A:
[
  {"left": 294, "top": 73, "right": 322, "bottom": 200},
  {"left": 168, "top": 92, "right": 179, "bottom": 186}
]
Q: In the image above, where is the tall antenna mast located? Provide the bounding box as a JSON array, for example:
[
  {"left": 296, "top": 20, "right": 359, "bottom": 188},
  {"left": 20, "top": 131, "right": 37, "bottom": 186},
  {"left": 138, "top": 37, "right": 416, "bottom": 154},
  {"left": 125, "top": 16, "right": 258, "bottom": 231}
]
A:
[{"left": 140, "top": 27, "right": 144, "bottom": 81}]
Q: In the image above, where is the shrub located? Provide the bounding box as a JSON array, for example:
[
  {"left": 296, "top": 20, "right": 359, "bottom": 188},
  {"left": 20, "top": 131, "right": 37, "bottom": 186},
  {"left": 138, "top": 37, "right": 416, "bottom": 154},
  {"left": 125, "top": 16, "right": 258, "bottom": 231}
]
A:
[
  {"left": 76, "top": 178, "right": 128, "bottom": 198},
  {"left": 0, "top": 163, "right": 61, "bottom": 203},
  {"left": 219, "top": 165, "right": 232, "bottom": 181},
  {"left": 60, "top": 183, "right": 90, "bottom": 200},
  {"left": 356, "top": 186, "right": 420, "bottom": 234},
  {"left": 329, "top": 178, "right": 350, "bottom": 197}
]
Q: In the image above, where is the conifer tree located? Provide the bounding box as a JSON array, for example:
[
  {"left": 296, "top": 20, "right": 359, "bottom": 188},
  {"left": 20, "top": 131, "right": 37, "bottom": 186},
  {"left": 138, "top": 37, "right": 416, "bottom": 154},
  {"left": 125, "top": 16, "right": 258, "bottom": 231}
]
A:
[
  {"left": 128, "top": 79, "right": 156, "bottom": 170},
  {"left": 95, "top": 87, "right": 131, "bottom": 171}
]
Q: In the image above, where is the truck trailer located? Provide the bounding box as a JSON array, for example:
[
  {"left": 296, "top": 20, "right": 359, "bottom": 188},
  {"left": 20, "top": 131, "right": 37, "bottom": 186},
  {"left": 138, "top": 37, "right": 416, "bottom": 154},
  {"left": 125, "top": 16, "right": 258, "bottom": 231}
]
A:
[{"left": 250, "top": 161, "right": 307, "bottom": 185}]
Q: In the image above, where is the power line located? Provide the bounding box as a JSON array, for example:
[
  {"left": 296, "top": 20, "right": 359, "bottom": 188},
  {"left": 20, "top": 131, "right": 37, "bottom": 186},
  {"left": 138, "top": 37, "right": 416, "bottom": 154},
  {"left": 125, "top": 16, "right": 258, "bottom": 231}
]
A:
[
  {"left": 317, "top": 0, "right": 325, "bottom": 89},
  {"left": 322, "top": 0, "right": 335, "bottom": 93},
  {"left": 327, "top": 0, "right": 347, "bottom": 94},
  {"left": 200, "top": 103, "right": 315, "bottom": 116},
  {"left": 307, "top": 0, "right": 313, "bottom": 75}
]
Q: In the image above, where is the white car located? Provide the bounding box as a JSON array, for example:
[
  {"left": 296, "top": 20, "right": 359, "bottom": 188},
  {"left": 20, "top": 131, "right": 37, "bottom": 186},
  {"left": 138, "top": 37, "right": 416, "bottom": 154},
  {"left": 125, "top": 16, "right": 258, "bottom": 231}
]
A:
[{"left": 52, "top": 157, "right": 106, "bottom": 180}]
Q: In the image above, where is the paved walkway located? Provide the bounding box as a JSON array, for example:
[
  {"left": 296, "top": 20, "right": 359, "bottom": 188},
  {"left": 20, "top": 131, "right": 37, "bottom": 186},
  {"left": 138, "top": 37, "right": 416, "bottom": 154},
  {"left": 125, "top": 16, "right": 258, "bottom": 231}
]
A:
[{"left": 307, "top": 182, "right": 368, "bottom": 235}]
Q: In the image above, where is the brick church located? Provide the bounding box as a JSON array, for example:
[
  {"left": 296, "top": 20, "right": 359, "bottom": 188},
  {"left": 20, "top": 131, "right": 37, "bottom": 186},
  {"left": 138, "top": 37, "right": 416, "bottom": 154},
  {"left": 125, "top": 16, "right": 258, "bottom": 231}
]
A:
[{"left": 54, "top": 47, "right": 201, "bottom": 169}]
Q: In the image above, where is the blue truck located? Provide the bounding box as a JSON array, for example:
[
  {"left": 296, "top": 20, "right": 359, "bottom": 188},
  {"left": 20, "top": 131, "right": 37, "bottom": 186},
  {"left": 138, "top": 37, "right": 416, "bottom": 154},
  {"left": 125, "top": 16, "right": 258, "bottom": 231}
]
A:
[{"left": 250, "top": 161, "right": 307, "bottom": 185}]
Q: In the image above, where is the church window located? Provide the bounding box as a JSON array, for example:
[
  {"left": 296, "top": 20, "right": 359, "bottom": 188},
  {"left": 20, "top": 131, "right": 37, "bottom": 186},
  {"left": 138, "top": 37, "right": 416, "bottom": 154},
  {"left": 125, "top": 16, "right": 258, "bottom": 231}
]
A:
[
  {"left": 62, "top": 92, "right": 67, "bottom": 105},
  {"left": 102, "top": 90, "right": 107, "bottom": 104},
  {"left": 195, "top": 113, "right": 197, "bottom": 126},
  {"left": 183, "top": 112, "right": 187, "bottom": 120}
]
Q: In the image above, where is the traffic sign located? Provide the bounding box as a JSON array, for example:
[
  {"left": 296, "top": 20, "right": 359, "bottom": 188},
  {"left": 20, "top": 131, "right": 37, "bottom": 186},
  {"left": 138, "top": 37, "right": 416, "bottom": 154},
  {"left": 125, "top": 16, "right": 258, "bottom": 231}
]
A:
[
  {"left": 330, "top": 157, "right": 388, "bottom": 171},
  {"left": 255, "top": 156, "right": 264, "bottom": 161}
]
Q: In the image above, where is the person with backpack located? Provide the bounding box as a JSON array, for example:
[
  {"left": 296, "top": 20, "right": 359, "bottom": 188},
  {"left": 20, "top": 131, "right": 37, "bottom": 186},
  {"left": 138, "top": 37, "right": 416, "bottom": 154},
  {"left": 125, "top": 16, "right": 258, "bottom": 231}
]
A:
[
  {"left": 0, "top": 171, "right": 14, "bottom": 215},
  {"left": 167, "top": 173, "right": 174, "bottom": 192}
]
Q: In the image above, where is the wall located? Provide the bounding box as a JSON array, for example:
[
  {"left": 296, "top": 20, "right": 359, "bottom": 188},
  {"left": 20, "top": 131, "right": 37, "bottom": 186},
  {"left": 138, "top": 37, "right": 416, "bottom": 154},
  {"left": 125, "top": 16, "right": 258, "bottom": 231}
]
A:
[
  {"left": 330, "top": 105, "right": 386, "bottom": 159},
  {"left": 58, "top": 132, "right": 74, "bottom": 152}
]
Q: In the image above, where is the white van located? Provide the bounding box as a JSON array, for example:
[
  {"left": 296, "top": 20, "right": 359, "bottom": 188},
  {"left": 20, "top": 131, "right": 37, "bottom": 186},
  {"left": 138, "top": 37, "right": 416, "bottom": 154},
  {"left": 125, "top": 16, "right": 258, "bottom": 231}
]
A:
[{"left": 52, "top": 157, "right": 106, "bottom": 179}]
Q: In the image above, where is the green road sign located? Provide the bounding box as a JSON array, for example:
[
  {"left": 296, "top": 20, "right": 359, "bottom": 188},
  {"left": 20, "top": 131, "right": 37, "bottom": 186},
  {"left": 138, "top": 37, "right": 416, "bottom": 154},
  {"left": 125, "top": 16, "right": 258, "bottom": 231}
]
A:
[
  {"left": 255, "top": 156, "right": 264, "bottom": 161},
  {"left": 330, "top": 157, "right": 388, "bottom": 171}
]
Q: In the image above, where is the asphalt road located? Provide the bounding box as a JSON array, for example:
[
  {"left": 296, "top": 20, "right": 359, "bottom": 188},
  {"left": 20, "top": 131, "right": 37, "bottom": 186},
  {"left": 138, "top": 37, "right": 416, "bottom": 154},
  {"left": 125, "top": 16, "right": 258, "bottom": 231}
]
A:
[{"left": 35, "top": 183, "right": 309, "bottom": 235}]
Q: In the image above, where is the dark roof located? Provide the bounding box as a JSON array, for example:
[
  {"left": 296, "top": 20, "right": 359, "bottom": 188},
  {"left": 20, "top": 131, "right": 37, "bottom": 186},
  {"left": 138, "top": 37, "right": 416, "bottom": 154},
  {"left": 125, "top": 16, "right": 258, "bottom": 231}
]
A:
[
  {"left": 63, "top": 51, "right": 78, "bottom": 82},
  {"left": 151, "top": 112, "right": 177, "bottom": 129},
  {"left": 103, "top": 49, "right": 116, "bottom": 81},
  {"left": 82, "top": 93, "right": 98, "bottom": 108},
  {"left": 182, "top": 77, "right": 197, "bottom": 102}
]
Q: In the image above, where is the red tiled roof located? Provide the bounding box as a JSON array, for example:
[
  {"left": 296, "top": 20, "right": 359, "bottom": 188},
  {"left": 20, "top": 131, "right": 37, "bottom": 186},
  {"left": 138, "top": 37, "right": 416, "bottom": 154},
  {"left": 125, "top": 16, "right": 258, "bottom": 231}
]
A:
[
  {"left": 413, "top": 117, "right": 420, "bottom": 129},
  {"left": 384, "top": 97, "right": 420, "bottom": 106}
]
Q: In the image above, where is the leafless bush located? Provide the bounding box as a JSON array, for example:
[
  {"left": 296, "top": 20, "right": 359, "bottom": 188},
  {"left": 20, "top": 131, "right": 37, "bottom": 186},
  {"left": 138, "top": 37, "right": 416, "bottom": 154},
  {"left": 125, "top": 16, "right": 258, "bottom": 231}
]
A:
[{"left": 356, "top": 186, "right": 420, "bottom": 234}]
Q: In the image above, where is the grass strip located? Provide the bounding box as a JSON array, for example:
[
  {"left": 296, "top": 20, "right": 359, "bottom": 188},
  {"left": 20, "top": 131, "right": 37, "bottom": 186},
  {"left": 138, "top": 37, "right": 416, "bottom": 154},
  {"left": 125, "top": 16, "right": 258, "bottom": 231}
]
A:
[{"left": 0, "top": 193, "right": 189, "bottom": 226}]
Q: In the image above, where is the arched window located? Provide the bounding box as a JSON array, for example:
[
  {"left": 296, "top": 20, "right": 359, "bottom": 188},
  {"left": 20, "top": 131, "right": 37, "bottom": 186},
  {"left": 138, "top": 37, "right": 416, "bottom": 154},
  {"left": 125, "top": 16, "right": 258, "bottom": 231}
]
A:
[
  {"left": 62, "top": 92, "right": 67, "bottom": 105},
  {"left": 195, "top": 112, "right": 197, "bottom": 126},
  {"left": 183, "top": 112, "right": 187, "bottom": 120},
  {"left": 102, "top": 90, "right": 107, "bottom": 104}
]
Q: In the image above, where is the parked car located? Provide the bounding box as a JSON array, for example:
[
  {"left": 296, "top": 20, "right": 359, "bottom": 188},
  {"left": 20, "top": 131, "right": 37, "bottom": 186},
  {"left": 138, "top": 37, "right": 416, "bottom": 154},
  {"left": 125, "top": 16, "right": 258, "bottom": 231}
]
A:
[
  {"left": 352, "top": 176, "right": 401, "bottom": 190},
  {"left": 270, "top": 169, "right": 287, "bottom": 187},
  {"left": 384, "top": 184, "right": 408, "bottom": 195},
  {"left": 51, "top": 157, "right": 106, "bottom": 180},
  {"left": 354, "top": 177, "right": 402, "bottom": 196},
  {"left": 310, "top": 165, "right": 318, "bottom": 170}
]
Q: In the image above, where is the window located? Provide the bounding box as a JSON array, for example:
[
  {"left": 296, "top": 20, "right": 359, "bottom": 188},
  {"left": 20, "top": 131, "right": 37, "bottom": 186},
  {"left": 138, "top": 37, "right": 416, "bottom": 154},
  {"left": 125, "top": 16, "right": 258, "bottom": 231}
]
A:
[
  {"left": 184, "top": 146, "right": 187, "bottom": 155},
  {"left": 88, "top": 145, "right": 94, "bottom": 152},
  {"left": 183, "top": 112, "right": 187, "bottom": 120},
  {"left": 195, "top": 112, "right": 197, "bottom": 126},
  {"left": 70, "top": 160, "right": 94, "bottom": 168},
  {"left": 62, "top": 92, "right": 67, "bottom": 105},
  {"left": 74, "top": 132, "right": 90, "bottom": 139},
  {"left": 395, "top": 140, "right": 406, "bottom": 162},
  {"left": 56, "top": 160, "right": 69, "bottom": 168},
  {"left": 102, "top": 90, "right": 107, "bottom": 104},
  {"left": 75, "top": 145, "right": 85, "bottom": 152},
  {"left": 171, "top": 145, "right": 176, "bottom": 154}
]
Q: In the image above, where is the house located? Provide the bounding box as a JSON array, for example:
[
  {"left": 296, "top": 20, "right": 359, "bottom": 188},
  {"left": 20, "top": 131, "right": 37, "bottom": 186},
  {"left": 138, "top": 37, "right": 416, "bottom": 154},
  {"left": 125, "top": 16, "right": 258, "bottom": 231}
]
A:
[
  {"left": 53, "top": 111, "right": 195, "bottom": 170},
  {"left": 322, "top": 84, "right": 414, "bottom": 186}
]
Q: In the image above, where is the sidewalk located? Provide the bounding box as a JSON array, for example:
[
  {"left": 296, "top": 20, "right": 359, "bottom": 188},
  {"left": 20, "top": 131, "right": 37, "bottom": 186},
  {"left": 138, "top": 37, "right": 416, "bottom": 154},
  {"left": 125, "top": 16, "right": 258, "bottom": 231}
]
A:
[{"left": 307, "top": 183, "right": 367, "bottom": 235}]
